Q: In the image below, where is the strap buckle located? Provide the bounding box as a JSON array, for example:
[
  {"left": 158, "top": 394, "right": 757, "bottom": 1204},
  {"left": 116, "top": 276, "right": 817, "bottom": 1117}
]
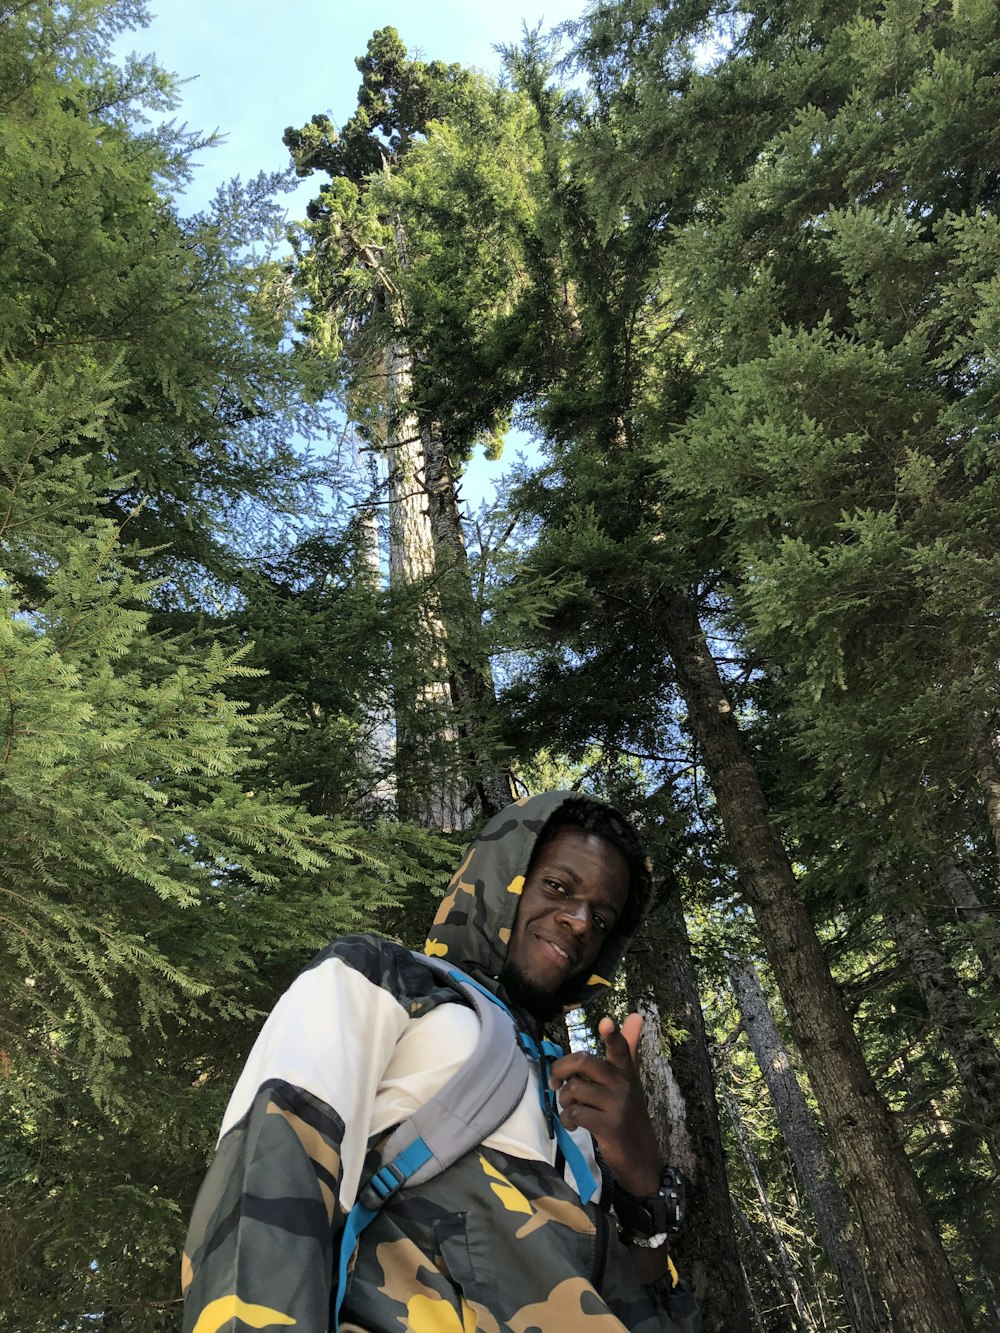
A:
[{"left": 357, "top": 1160, "right": 408, "bottom": 1212}]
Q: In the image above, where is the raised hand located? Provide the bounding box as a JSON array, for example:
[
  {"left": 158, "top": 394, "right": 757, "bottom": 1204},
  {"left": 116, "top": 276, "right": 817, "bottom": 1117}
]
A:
[{"left": 550, "top": 1012, "right": 663, "bottom": 1199}]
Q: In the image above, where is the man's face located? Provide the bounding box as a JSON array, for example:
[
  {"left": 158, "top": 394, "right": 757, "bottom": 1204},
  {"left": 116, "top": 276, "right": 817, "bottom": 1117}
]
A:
[{"left": 502, "top": 826, "right": 630, "bottom": 1016}]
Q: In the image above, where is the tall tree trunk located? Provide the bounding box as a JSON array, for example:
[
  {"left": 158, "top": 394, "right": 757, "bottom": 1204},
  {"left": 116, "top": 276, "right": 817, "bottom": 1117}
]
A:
[
  {"left": 733, "top": 1196, "right": 794, "bottom": 1331},
  {"left": 384, "top": 216, "right": 514, "bottom": 824},
  {"left": 884, "top": 905, "right": 1000, "bottom": 1163},
  {"left": 971, "top": 717, "right": 1000, "bottom": 864},
  {"left": 659, "top": 588, "right": 971, "bottom": 1333},
  {"left": 723, "top": 1084, "right": 818, "bottom": 1333},
  {"left": 730, "top": 958, "right": 891, "bottom": 1333},
  {"left": 937, "top": 854, "right": 1000, "bottom": 987},
  {"left": 354, "top": 502, "right": 397, "bottom": 814},
  {"left": 629, "top": 891, "right": 752, "bottom": 1333},
  {"left": 421, "top": 419, "right": 516, "bottom": 818},
  {"left": 384, "top": 338, "right": 466, "bottom": 831}
]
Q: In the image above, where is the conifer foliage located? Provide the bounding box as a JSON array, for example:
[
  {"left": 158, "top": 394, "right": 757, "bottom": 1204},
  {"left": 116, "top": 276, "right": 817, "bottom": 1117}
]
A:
[
  {"left": 4, "top": 1, "right": 1000, "bottom": 1329},
  {"left": 0, "top": 5, "right": 446, "bottom": 1326},
  {"left": 308, "top": 5, "right": 1000, "bottom": 1329}
]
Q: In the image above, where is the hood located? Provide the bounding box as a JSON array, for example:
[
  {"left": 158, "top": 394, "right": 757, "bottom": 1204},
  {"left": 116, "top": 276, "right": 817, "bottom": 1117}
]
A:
[{"left": 422, "top": 790, "right": 654, "bottom": 1011}]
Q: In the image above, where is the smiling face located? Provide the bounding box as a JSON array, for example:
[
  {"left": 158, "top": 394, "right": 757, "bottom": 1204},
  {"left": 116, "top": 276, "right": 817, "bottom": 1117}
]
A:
[{"left": 501, "top": 826, "right": 630, "bottom": 1019}]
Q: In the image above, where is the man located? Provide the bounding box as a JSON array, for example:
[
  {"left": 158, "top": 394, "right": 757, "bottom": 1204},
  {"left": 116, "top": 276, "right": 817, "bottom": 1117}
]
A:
[{"left": 182, "top": 790, "right": 701, "bottom": 1331}]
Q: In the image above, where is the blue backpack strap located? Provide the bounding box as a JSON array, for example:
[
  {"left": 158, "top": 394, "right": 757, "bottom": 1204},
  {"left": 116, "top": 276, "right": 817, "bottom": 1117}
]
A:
[
  {"left": 440, "top": 972, "right": 595, "bottom": 1200},
  {"left": 518, "top": 1031, "right": 598, "bottom": 1203},
  {"left": 333, "top": 956, "right": 529, "bottom": 1331},
  {"left": 333, "top": 1136, "right": 434, "bottom": 1329}
]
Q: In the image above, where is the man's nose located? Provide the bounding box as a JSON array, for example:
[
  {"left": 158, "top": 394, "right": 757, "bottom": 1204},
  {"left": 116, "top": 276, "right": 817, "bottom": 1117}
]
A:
[{"left": 556, "top": 899, "right": 590, "bottom": 934}]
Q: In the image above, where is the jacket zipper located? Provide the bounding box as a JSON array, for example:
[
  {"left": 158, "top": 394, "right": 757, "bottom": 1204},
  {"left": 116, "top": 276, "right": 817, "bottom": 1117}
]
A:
[{"left": 591, "top": 1201, "right": 609, "bottom": 1293}]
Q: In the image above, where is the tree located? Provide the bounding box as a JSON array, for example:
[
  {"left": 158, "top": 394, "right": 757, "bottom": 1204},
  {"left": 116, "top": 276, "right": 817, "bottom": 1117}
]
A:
[
  {"left": 632, "top": 888, "right": 753, "bottom": 1333},
  {"left": 286, "top": 28, "right": 518, "bottom": 826},
  {"left": 0, "top": 1, "right": 321, "bottom": 605},
  {"left": 633, "top": 2, "right": 1000, "bottom": 1314},
  {"left": 397, "top": 7, "right": 987, "bottom": 1324},
  {"left": 730, "top": 956, "right": 890, "bottom": 1333},
  {"left": 0, "top": 8, "right": 451, "bottom": 1325}
]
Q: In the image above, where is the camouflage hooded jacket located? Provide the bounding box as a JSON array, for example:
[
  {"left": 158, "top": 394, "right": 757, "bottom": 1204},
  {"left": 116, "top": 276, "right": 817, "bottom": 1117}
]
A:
[{"left": 181, "top": 792, "right": 702, "bottom": 1332}]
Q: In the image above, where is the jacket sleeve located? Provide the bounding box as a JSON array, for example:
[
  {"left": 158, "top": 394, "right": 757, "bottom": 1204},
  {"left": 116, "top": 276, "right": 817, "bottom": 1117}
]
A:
[
  {"left": 641, "top": 1264, "right": 703, "bottom": 1333},
  {"left": 181, "top": 941, "right": 411, "bottom": 1333}
]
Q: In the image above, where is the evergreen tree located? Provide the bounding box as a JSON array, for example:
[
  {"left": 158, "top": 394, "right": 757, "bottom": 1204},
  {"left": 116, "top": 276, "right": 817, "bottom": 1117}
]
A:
[
  {"left": 0, "top": 7, "right": 451, "bottom": 1325},
  {"left": 392, "top": 8, "right": 987, "bottom": 1326},
  {"left": 286, "top": 29, "right": 520, "bottom": 825},
  {"left": 546, "top": 0, "right": 1000, "bottom": 1324},
  {"left": 0, "top": 1, "right": 321, "bottom": 604}
]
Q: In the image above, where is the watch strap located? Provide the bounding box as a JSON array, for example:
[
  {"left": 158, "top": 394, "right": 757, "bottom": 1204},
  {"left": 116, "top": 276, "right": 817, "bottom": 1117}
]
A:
[
  {"left": 612, "top": 1163, "right": 687, "bottom": 1238},
  {"left": 619, "top": 1227, "right": 670, "bottom": 1250}
]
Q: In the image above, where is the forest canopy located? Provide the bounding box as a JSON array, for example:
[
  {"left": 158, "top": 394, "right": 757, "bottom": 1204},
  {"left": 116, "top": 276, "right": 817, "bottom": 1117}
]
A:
[{"left": 1, "top": 1, "right": 998, "bottom": 1329}]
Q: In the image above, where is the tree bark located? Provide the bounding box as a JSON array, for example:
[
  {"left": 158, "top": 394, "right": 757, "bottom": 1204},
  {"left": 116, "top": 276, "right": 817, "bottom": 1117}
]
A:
[
  {"left": 937, "top": 855, "right": 1000, "bottom": 988},
  {"left": 628, "top": 892, "right": 753, "bottom": 1333},
  {"left": 730, "top": 957, "right": 890, "bottom": 1333},
  {"left": 384, "top": 338, "right": 466, "bottom": 831},
  {"left": 885, "top": 905, "right": 1000, "bottom": 1162},
  {"left": 722, "top": 1083, "right": 818, "bottom": 1333},
  {"left": 971, "top": 718, "right": 1000, "bottom": 865},
  {"left": 659, "top": 588, "right": 971, "bottom": 1333},
  {"left": 354, "top": 503, "right": 397, "bottom": 814},
  {"left": 420, "top": 419, "right": 517, "bottom": 818}
]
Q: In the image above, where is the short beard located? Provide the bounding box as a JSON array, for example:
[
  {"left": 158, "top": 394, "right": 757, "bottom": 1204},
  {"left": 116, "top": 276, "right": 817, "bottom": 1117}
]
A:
[{"left": 499, "top": 958, "right": 577, "bottom": 1024}]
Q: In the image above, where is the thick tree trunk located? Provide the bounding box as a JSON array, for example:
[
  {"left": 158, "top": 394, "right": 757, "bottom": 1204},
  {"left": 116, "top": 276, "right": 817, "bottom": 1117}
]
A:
[
  {"left": 421, "top": 419, "right": 516, "bottom": 819},
  {"left": 384, "top": 339, "right": 466, "bottom": 831},
  {"left": 659, "top": 589, "right": 971, "bottom": 1333},
  {"left": 353, "top": 504, "right": 397, "bottom": 814},
  {"left": 628, "top": 893, "right": 752, "bottom": 1333},
  {"left": 971, "top": 718, "right": 1000, "bottom": 864},
  {"left": 723, "top": 1084, "right": 817, "bottom": 1333},
  {"left": 937, "top": 854, "right": 1000, "bottom": 987},
  {"left": 885, "top": 906, "right": 1000, "bottom": 1162},
  {"left": 730, "top": 958, "right": 890, "bottom": 1333},
  {"left": 382, "top": 215, "right": 513, "bottom": 824}
]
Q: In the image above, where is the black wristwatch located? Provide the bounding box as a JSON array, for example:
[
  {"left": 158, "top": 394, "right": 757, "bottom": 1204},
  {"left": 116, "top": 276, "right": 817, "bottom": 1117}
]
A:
[{"left": 613, "top": 1164, "right": 687, "bottom": 1246}]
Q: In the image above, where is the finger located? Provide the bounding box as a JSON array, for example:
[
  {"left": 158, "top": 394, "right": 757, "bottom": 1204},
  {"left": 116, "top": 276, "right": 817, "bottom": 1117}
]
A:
[
  {"left": 621, "top": 1012, "right": 643, "bottom": 1066},
  {"left": 598, "top": 1015, "right": 635, "bottom": 1072},
  {"left": 559, "top": 1101, "right": 612, "bottom": 1136},
  {"left": 557, "top": 1097, "right": 601, "bottom": 1133},
  {"left": 550, "top": 1051, "right": 614, "bottom": 1088},
  {"left": 558, "top": 1075, "right": 614, "bottom": 1115}
]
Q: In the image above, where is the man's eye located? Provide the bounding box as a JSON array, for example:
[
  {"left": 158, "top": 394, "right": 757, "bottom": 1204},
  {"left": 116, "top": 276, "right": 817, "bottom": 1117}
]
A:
[
  {"left": 593, "top": 914, "right": 608, "bottom": 932},
  {"left": 546, "top": 879, "right": 567, "bottom": 894}
]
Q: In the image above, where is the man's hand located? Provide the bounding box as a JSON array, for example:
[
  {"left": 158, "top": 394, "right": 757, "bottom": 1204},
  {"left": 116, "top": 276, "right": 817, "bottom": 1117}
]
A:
[{"left": 549, "top": 1013, "right": 663, "bottom": 1199}]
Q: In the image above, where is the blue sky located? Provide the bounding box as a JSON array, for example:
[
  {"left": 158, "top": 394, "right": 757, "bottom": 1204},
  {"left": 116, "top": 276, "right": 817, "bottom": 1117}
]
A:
[
  {"left": 125, "top": 0, "right": 586, "bottom": 215},
  {"left": 118, "top": 2, "right": 585, "bottom": 506}
]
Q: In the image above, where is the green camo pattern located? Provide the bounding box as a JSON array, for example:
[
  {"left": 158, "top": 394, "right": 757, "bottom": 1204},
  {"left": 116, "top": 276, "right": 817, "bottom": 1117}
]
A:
[{"left": 181, "top": 794, "right": 700, "bottom": 1332}]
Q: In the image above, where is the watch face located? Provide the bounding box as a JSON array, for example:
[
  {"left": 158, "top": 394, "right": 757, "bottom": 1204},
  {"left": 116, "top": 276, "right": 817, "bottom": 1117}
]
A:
[{"left": 614, "top": 1189, "right": 664, "bottom": 1236}]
